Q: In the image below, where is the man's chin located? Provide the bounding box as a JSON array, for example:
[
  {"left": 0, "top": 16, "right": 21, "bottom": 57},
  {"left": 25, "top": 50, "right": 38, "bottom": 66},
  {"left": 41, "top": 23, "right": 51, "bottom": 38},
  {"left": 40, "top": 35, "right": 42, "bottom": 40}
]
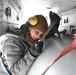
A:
[{"left": 33, "top": 38, "right": 38, "bottom": 41}]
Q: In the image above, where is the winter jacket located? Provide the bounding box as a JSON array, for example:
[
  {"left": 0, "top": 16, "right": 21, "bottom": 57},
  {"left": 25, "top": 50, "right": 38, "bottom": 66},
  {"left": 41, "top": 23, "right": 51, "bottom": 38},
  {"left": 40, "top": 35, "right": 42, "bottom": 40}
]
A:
[{"left": 1, "top": 33, "right": 36, "bottom": 75}]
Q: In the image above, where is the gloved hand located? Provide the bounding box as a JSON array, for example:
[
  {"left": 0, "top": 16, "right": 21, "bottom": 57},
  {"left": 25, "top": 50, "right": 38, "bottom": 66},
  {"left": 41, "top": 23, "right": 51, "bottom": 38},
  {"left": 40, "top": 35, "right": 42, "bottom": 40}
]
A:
[
  {"left": 49, "top": 11, "right": 61, "bottom": 23},
  {"left": 29, "top": 41, "right": 43, "bottom": 57}
]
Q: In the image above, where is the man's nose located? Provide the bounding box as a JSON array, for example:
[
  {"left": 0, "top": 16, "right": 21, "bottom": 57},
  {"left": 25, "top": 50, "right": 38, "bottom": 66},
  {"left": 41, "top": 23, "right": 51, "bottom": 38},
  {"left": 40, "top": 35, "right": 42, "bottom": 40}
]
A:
[{"left": 37, "top": 34, "right": 41, "bottom": 39}]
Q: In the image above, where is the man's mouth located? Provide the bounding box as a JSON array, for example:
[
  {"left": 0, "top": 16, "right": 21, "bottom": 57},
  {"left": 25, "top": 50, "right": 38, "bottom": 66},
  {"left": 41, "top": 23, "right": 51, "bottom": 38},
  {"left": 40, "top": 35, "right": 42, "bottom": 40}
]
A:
[
  {"left": 33, "top": 36, "right": 36, "bottom": 40},
  {"left": 33, "top": 36, "right": 39, "bottom": 41}
]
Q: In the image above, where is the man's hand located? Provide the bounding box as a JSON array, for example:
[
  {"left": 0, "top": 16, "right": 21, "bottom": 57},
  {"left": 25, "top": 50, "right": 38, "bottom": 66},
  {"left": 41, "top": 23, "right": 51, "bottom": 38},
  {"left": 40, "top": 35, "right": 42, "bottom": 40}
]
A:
[{"left": 29, "top": 41, "right": 43, "bottom": 57}]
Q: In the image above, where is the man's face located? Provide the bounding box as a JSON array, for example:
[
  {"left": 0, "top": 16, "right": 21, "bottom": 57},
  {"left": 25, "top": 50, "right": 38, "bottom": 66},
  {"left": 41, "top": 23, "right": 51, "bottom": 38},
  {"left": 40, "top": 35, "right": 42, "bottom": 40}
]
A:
[{"left": 29, "top": 28, "right": 44, "bottom": 41}]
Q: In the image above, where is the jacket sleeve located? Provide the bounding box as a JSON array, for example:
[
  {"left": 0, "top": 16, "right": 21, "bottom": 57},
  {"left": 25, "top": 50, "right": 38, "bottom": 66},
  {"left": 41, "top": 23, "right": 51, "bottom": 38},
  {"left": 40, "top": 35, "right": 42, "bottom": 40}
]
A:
[{"left": 2, "top": 37, "right": 36, "bottom": 75}]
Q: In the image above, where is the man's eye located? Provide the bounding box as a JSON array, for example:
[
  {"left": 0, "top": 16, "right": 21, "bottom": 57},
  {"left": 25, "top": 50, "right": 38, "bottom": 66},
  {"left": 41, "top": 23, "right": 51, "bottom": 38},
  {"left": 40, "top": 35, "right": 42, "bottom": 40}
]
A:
[{"left": 35, "top": 31, "right": 39, "bottom": 34}]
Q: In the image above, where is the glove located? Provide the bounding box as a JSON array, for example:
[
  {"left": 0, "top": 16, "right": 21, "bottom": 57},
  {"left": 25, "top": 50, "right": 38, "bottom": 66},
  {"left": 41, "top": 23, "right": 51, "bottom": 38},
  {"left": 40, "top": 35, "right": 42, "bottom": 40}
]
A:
[
  {"left": 29, "top": 41, "right": 43, "bottom": 57},
  {"left": 49, "top": 11, "right": 61, "bottom": 23}
]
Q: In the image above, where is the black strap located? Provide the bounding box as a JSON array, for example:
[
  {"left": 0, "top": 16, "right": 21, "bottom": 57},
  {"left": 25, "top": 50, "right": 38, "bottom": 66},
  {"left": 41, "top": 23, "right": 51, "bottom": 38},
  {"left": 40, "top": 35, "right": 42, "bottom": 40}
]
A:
[{"left": 20, "top": 22, "right": 29, "bottom": 34}]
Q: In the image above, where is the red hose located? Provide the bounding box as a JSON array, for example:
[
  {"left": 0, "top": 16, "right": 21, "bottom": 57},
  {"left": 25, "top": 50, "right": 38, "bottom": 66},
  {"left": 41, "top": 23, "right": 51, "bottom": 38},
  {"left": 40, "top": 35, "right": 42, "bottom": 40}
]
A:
[{"left": 41, "top": 33, "right": 76, "bottom": 75}]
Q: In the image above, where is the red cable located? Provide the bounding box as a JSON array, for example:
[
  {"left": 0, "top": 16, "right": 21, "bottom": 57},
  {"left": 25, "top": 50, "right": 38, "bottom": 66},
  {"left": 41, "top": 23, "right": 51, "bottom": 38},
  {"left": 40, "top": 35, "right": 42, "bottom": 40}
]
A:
[{"left": 41, "top": 33, "right": 76, "bottom": 75}]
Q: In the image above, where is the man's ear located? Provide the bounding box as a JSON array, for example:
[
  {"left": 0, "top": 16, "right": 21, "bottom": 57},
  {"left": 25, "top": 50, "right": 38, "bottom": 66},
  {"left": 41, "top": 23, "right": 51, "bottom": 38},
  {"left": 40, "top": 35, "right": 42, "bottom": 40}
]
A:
[{"left": 29, "top": 27, "right": 33, "bottom": 31}]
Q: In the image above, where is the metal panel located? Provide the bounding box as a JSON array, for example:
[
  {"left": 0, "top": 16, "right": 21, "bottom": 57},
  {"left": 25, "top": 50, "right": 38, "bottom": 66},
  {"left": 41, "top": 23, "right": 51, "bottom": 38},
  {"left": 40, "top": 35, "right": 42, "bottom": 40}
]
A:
[{"left": 27, "top": 35, "right": 76, "bottom": 75}]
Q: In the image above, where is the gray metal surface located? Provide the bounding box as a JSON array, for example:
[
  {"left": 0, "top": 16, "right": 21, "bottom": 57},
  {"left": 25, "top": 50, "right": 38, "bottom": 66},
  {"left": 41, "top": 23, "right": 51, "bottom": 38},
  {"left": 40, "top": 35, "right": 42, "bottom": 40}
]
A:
[
  {"left": 0, "top": 62, "right": 6, "bottom": 75},
  {"left": 27, "top": 34, "right": 76, "bottom": 75}
]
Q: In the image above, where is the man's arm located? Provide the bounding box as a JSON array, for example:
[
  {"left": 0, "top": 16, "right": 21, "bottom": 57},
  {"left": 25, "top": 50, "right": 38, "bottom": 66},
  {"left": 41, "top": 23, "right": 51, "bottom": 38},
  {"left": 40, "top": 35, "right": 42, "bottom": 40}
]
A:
[{"left": 2, "top": 38, "right": 36, "bottom": 75}]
